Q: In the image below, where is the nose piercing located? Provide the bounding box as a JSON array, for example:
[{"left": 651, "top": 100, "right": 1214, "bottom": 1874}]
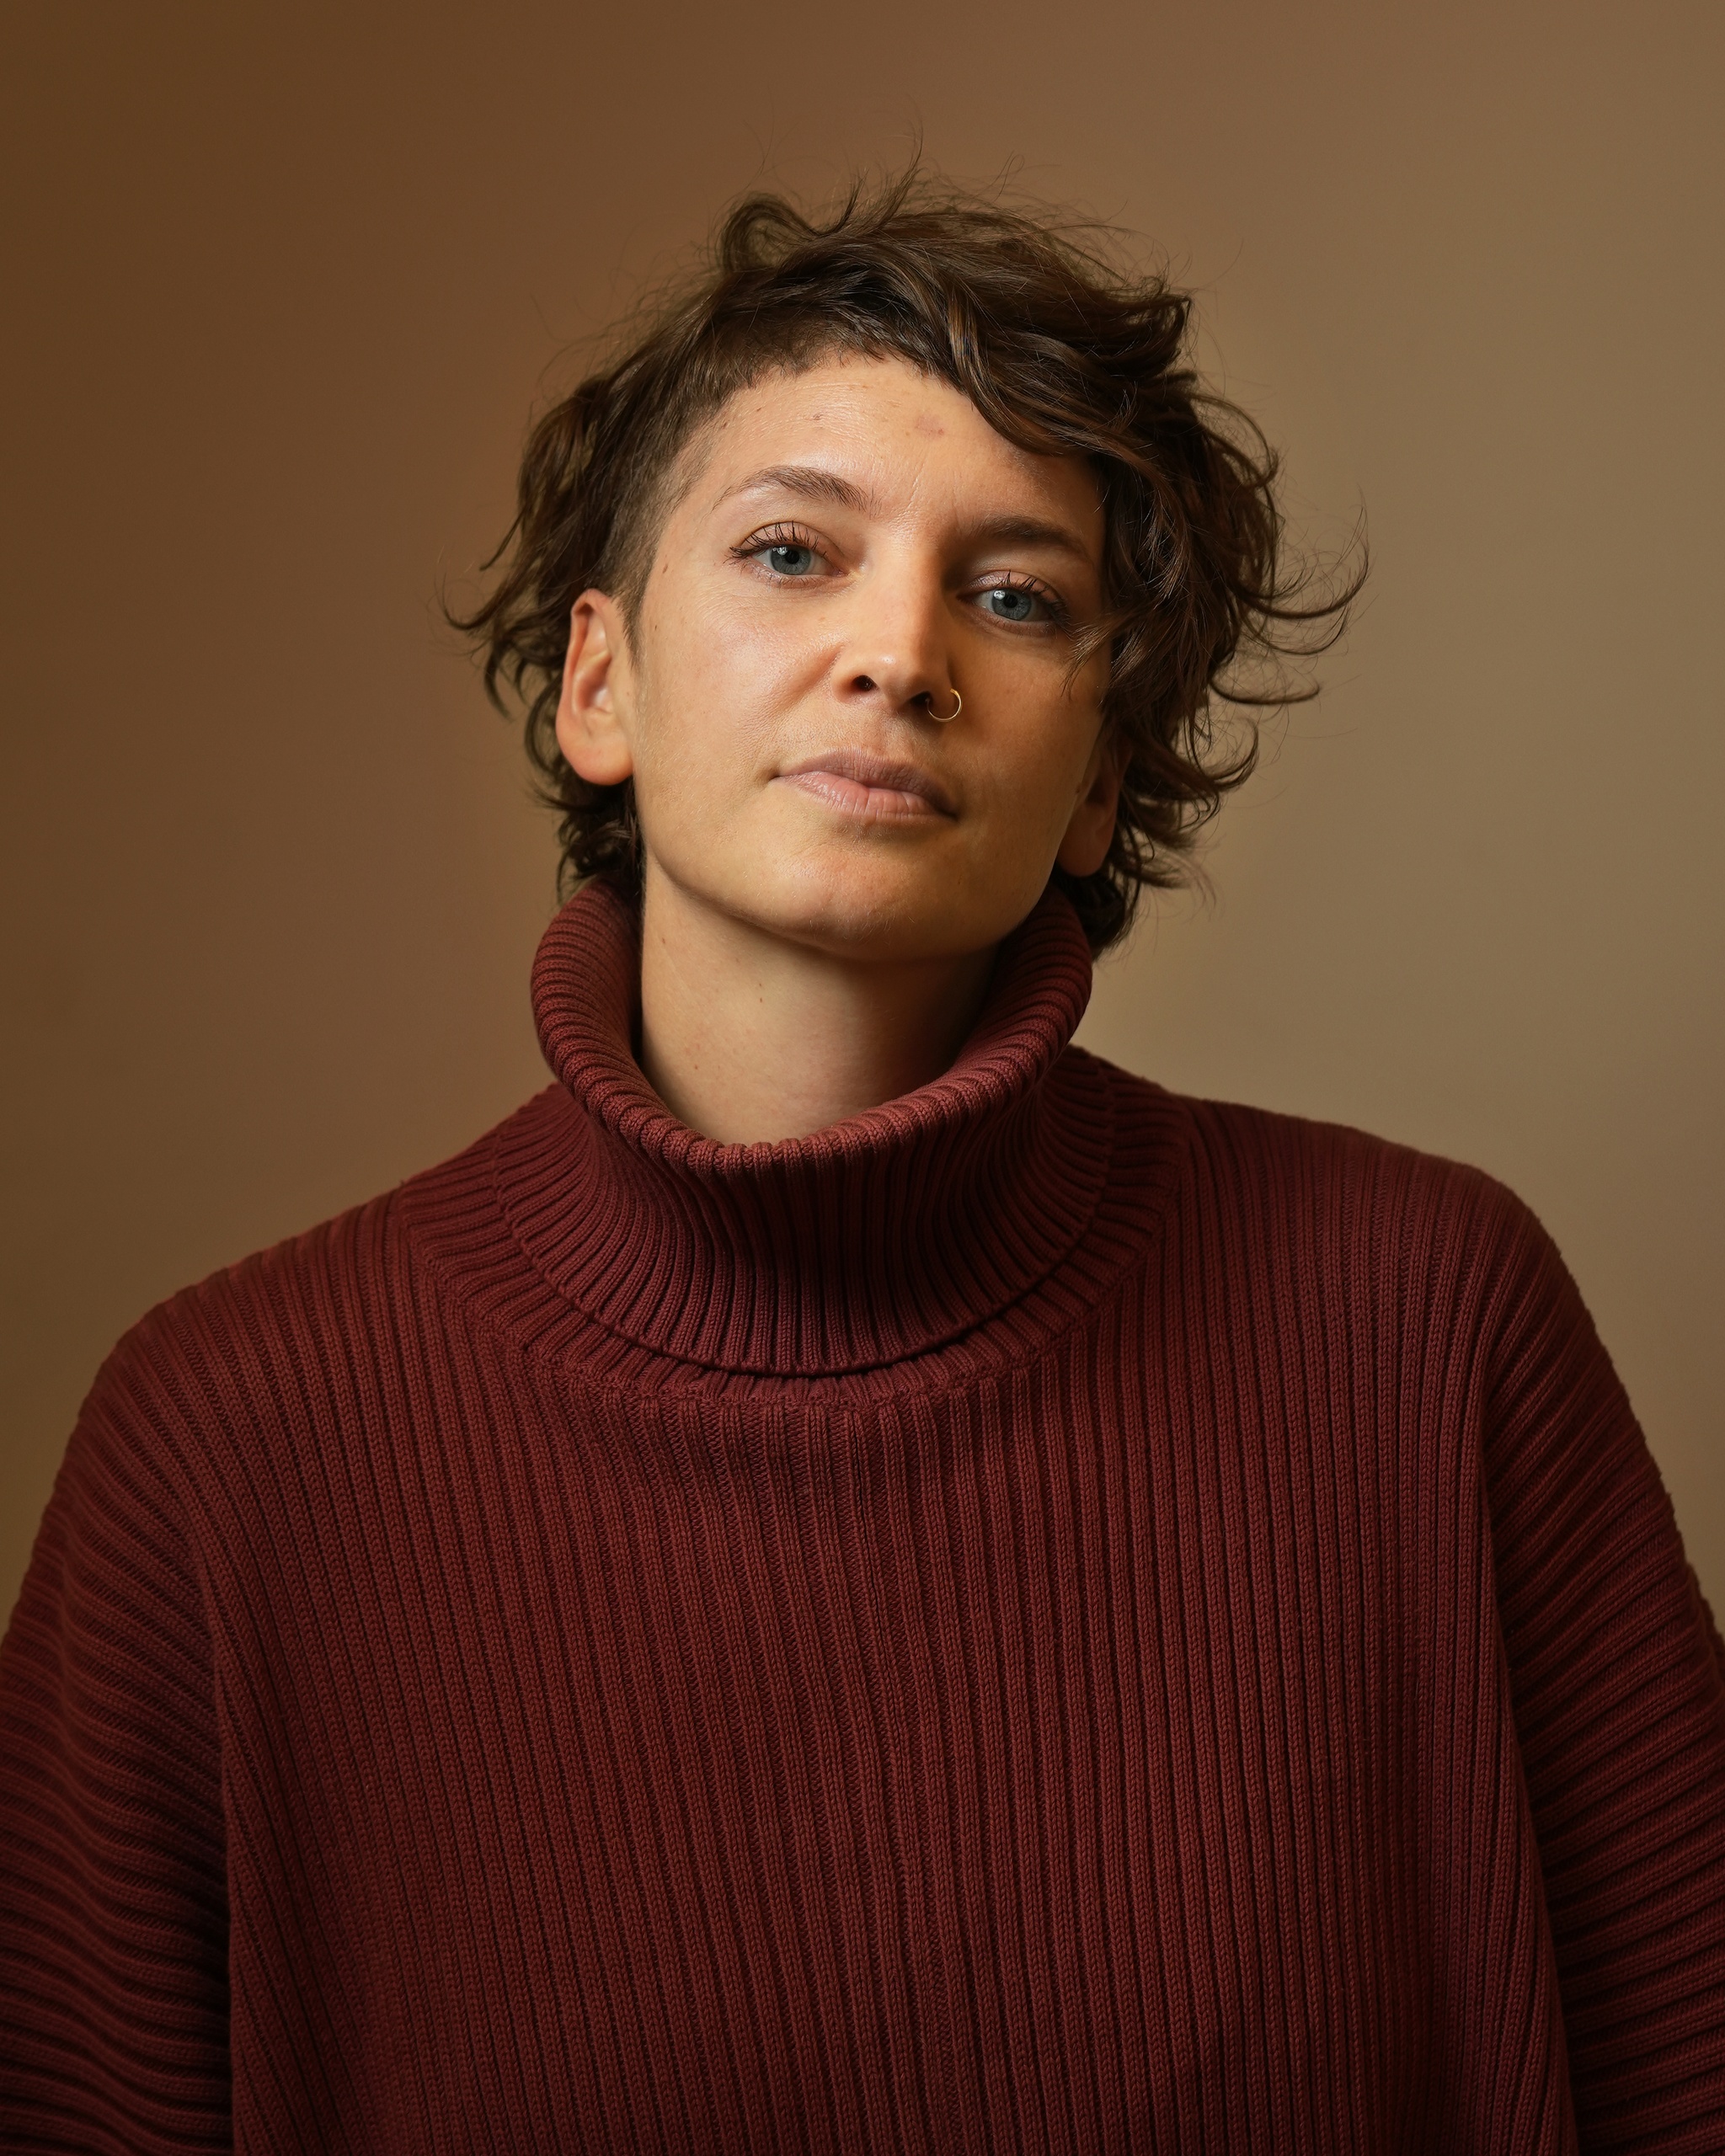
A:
[{"left": 921, "top": 688, "right": 963, "bottom": 723}]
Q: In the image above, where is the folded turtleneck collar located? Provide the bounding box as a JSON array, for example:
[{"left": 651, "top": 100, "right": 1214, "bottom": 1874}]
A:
[{"left": 494, "top": 875, "right": 1114, "bottom": 1376}]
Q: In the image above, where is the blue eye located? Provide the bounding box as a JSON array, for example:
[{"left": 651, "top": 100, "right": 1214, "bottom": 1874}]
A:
[
  {"left": 765, "top": 542, "right": 819, "bottom": 577},
  {"left": 980, "top": 584, "right": 1044, "bottom": 623}
]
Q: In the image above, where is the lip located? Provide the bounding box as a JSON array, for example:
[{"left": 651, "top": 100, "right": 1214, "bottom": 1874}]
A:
[{"left": 775, "top": 750, "right": 957, "bottom": 819}]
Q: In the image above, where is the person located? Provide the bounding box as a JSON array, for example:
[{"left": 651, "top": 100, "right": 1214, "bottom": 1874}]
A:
[{"left": 3, "top": 173, "right": 1722, "bottom": 2153}]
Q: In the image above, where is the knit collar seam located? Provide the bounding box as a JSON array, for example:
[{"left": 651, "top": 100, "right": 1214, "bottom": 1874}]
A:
[
  {"left": 484, "top": 1086, "right": 1114, "bottom": 1375},
  {"left": 398, "top": 1188, "right": 1163, "bottom": 1407},
  {"left": 390, "top": 1067, "right": 1191, "bottom": 1401}
]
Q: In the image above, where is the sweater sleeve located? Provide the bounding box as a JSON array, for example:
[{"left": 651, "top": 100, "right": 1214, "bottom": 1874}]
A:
[
  {"left": 0, "top": 1344, "right": 232, "bottom": 2153},
  {"left": 1482, "top": 1202, "right": 1725, "bottom": 2153}
]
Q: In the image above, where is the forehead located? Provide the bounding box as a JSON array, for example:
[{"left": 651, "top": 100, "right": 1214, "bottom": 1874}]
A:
[{"left": 686, "top": 353, "right": 1103, "bottom": 542}]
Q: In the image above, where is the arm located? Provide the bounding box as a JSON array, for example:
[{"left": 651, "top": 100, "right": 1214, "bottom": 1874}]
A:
[
  {"left": 1484, "top": 1209, "right": 1725, "bottom": 2152},
  {"left": 0, "top": 1353, "right": 232, "bottom": 2153}
]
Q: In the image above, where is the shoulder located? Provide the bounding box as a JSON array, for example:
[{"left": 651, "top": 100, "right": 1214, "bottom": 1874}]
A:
[
  {"left": 1087, "top": 1050, "right": 1528, "bottom": 1231},
  {"left": 72, "top": 1193, "right": 393, "bottom": 1505},
  {"left": 1087, "top": 1064, "right": 1621, "bottom": 1478},
  {"left": 77, "top": 1094, "right": 550, "bottom": 1489},
  {"left": 1081, "top": 1051, "right": 1558, "bottom": 1327}
]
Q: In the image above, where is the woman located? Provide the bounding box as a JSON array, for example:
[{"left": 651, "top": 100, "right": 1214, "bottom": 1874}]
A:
[{"left": 4, "top": 176, "right": 1722, "bottom": 2152}]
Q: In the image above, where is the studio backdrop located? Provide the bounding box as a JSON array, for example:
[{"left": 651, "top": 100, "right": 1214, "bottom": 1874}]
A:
[{"left": 3, "top": 0, "right": 1721, "bottom": 1619}]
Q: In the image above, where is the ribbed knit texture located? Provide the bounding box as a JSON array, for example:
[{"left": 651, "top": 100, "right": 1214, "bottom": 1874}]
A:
[{"left": 4, "top": 877, "right": 1725, "bottom": 2153}]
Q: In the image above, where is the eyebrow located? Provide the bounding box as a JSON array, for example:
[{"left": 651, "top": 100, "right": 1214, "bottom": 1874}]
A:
[
  {"left": 722, "top": 464, "right": 873, "bottom": 512},
  {"left": 963, "top": 514, "right": 1096, "bottom": 567},
  {"left": 722, "top": 465, "right": 1097, "bottom": 565}
]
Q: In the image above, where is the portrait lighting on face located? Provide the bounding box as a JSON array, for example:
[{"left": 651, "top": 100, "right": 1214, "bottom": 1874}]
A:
[
  {"left": 444, "top": 177, "right": 1343, "bottom": 1142},
  {"left": 551, "top": 355, "right": 1122, "bottom": 976}
]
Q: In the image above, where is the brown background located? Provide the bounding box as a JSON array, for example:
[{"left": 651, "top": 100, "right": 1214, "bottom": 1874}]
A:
[{"left": 3, "top": 2, "right": 1721, "bottom": 1625}]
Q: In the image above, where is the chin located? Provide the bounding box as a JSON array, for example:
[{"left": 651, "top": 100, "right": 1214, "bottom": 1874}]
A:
[{"left": 740, "top": 855, "right": 1012, "bottom": 965}]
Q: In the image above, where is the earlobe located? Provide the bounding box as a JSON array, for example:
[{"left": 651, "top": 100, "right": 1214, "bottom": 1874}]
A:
[
  {"left": 1055, "top": 734, "right": 1124, "bottom": 878},
  {"left": 554, "top": 590, "right": 636, "bottom": 787}
]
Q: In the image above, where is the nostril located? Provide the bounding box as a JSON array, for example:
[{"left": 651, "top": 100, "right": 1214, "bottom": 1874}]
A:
[{"left": 852, "top": 674, "right": 877, "bottom": 692}]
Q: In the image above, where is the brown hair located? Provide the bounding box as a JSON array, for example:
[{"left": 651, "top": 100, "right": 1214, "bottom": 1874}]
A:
[{"left": 449, "top": 171, "right": 1361, "bottom": 953}]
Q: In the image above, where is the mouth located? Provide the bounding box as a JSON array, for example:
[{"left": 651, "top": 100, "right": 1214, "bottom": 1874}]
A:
[{"left": 775, "top": 750, "right": 957, "bottom": 822}]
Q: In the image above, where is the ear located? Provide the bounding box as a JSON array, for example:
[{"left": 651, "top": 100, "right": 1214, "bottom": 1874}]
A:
[
  {"left": 553, "top": 590, "right": 636, "bottom": 787},
  {"left": 1055, "top": 728, "right": 1124, "bottom": 878}
]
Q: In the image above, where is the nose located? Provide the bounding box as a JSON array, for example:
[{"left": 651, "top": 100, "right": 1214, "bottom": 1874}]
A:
[{"left": 832, "top": 558, "right": 958, "bottom": 723}]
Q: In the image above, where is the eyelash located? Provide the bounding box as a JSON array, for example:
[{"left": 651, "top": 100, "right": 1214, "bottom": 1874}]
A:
[
  {"left": 733, "top": 521, "right": 1070, "bottom": 627},
  {"left": 732, "top": 521, "right": 827, "bottom": 569},
  {"left": 976, "top": 573, "right": 1068, "bottom": 629}
]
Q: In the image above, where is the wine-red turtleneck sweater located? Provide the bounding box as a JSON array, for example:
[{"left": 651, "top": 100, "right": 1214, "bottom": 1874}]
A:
[{"left": 5, "top": 880, "right": 1725, "bottom": 2154}]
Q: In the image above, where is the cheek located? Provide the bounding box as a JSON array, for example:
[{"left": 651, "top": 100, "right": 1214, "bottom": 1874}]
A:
[
  {"left": 979, "top": 670, "right": 1104, "bottom": 829},
  {"left": 632, "top": 595, "right": 808, "bottom": 815}
]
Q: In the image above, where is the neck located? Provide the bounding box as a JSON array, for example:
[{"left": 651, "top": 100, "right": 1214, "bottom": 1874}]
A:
[{"left": 637, "top": 867, "right": 996, "bottom": 1145}]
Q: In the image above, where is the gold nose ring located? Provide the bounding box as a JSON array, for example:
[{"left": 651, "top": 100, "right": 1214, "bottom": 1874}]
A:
[{"left": 922, "top": 687, "right": 962, "bottom": 723}]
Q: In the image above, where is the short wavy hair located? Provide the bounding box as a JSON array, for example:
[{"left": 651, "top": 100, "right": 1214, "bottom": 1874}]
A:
[{"left": 450, "top": 171, "right": 1361, "bottom": 953}]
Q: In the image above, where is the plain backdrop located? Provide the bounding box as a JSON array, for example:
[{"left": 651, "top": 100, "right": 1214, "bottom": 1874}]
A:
[{"left": 3, "top": 1, "right": 1721, "bottom": 1626}]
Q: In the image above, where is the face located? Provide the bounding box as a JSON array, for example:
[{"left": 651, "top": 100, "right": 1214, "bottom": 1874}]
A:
[{"left": 555, "top": 353, "right": 1119, "bottom": 966}]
